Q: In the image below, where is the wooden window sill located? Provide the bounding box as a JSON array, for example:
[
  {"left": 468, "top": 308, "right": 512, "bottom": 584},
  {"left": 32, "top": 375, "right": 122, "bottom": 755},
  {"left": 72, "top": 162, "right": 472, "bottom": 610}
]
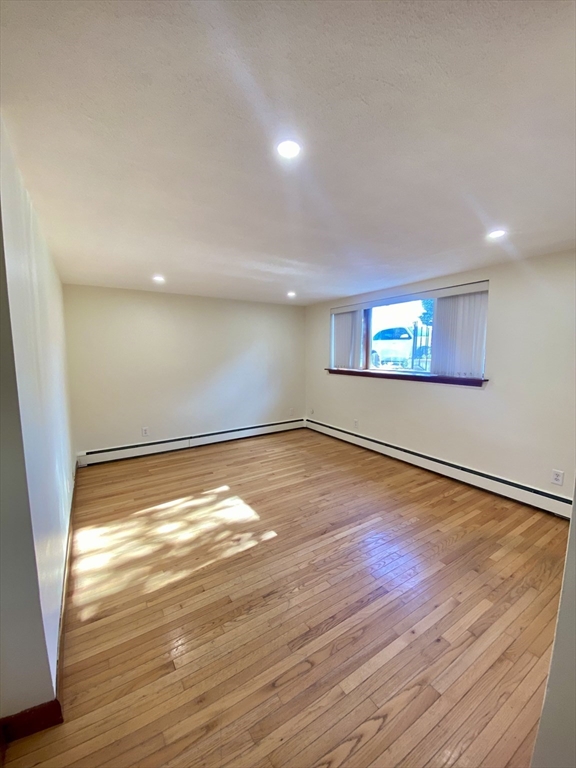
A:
[{"left": 325, "top": 368, "right": 488, "bottom": 387}]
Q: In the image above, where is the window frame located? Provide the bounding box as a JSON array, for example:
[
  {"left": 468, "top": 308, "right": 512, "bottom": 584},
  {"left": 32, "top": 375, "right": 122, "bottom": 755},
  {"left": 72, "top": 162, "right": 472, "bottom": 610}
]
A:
[{"left": 328, "top": 281, "right": 489, "bottom": 387}]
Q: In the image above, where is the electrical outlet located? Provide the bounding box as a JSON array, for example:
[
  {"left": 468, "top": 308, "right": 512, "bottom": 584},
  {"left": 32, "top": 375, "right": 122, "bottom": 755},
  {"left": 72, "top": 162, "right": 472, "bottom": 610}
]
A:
[
  {"left": 142, "top": 426, "right": 149, "bottom": 437},
  {"left": 551, "top": 469, "right": 564, "bottom": 486},
  {"left": 353, "top": 419, "right": 358, "bottom": 429}
]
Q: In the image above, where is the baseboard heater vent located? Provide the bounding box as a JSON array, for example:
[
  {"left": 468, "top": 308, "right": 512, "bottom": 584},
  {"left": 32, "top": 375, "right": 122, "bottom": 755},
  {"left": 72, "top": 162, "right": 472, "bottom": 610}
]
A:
[
  {"left": 78, "top": 419, "right": 305, "bottom": 466},
  {"left": 77, "top": 417, "right": 571, "bottom": 519},
  {"left": 307, "top": 419, "right": 572, "bottom": 519}
]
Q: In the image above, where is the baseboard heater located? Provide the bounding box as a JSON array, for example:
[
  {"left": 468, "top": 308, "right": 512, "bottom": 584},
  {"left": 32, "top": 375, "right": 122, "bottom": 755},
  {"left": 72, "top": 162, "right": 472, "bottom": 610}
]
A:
[
  {"left": 307, "top": 419, "right": 572, "bottom": 519},
  {"left": 77, "top": 416, "right": 571, "bottom": 519},
  {"left": 77, "top": 419, "right": 305, "bottom": 466}
]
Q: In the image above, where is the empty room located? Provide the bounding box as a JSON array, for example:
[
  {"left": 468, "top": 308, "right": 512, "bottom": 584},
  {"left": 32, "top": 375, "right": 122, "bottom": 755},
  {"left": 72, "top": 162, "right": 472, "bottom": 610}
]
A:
[{"left": 1, "top": 1, "right": 575, "bottom": 767}]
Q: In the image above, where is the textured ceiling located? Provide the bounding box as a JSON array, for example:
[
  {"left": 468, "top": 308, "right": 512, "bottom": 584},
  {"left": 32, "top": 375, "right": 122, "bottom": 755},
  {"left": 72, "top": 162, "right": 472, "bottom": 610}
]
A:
[{"left": 1, "top": 0, "right": 575, "bottom": 304}]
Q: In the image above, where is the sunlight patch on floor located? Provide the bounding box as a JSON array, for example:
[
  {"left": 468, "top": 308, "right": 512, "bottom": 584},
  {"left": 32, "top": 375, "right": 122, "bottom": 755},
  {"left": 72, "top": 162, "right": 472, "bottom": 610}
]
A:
[{"left": 71, "top": 485, "right": 276, "bottom": 621}]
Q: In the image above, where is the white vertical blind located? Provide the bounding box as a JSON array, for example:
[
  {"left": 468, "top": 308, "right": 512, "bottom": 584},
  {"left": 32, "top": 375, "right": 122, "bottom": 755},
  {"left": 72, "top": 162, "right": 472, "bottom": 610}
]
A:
[
  {"left": 331, "top": 310, "right": 363, "bottom": 368},
  {"left": 431, "top": 291, "right": 488, "bottom": 378}
]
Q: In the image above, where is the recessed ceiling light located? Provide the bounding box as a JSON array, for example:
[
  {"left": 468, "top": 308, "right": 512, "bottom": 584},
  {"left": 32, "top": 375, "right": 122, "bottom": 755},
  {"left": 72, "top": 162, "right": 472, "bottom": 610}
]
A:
[
  {"left": 287, "top": 291, "right": 296, "bottom": 298},
  {"left": 487, "top": 229, "right": 507, "bottom": 240},
  {"left": 152, "top": 275, "right": 165, "bottom": 283},
  {"left": 277, "top": 141, "right": 301, "bottom": 159}
]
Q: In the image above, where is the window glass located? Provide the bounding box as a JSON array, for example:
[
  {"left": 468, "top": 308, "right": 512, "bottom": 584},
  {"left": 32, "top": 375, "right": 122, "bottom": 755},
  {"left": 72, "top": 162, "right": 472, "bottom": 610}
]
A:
[
  {"left": 370, "top": 299, "right": 434, "bottom": 372},
  {"left": 330, "top": 286, "right": 487, "bottom": 381}
]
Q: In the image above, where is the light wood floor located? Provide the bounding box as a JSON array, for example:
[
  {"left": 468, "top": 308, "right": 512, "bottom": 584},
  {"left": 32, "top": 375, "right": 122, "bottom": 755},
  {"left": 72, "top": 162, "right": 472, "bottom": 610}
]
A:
[{"left": 6, "top": 430, "right": 569, "bottom": 768}]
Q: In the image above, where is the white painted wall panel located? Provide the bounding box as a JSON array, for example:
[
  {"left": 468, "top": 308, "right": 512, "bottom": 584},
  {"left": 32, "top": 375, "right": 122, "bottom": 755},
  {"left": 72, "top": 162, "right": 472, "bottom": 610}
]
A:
[
  {"left": 305, "top": 252, "right": 575, "bottom": 512},
  {"left": 1, "top": 124, "right": 74, "bottom": 693},
  {"left": 0, "top": 225, "right": 55, "bottom": 717},
  {"left": 64, "top": 285, "right": 306, "bottom": 454},
  {"left": 531, "top": 514, "right": 576, "bottom": 768}
]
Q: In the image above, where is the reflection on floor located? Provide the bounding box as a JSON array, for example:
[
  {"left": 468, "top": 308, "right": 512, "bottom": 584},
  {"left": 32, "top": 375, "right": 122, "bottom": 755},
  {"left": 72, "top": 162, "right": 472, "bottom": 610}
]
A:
[{"left": 6, "top": 430, "right": 569, "bottom": 767}]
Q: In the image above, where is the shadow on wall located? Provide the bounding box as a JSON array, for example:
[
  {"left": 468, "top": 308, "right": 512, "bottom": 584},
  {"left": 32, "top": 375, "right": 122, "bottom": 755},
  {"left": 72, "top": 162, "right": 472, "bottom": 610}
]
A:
[{"left": 68, "top": 486, "right": 277, "bottom": 626}]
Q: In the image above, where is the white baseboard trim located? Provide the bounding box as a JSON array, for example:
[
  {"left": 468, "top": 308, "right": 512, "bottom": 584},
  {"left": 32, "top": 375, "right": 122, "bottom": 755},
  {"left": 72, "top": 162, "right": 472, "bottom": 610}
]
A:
[
  {"left": 306, "top": 419, "right": 572, "bottom": 519},
  {"left": 77, "top": 419, "right": 306, "bottom": 466}
]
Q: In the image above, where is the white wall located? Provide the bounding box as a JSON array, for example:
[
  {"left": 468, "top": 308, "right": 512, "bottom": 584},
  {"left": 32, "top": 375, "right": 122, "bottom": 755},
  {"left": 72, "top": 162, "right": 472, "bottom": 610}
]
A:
[
  {"left": 531, "top": 513, "right": 575, "bottom": 768},
  {"left": 0, "top": 221, "right": 55, "bottom": 717},
  {"left": 305, "top": 251, "right": 575, "bottom": 514},
  {"left": 64, "top": 285, "right": 306, "bottom": 454},
  {"left": 1, "top": 124, "right": 74, "bottom": 701}
]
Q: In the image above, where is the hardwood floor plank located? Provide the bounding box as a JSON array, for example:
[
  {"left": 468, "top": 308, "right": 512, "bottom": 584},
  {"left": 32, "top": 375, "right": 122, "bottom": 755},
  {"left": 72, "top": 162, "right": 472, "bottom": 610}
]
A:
[
  {"left": 4, "top": 431, "right": 568, "bottom": 768},
  {"left": 456, "top": 647, "right": 553, "bottom": 767},
  {"left": 361, "top": 629, "right": 517, "bottom": 766},
  {"left": 340, "top": 598, "right": 460, "bottom": 693},
  {"left": 505, "top": 723, "right": 539, "bottom": 768},
  {"left": 313, "top": 685, "right": 440, "bottom": 768},
  {"left": 421, "top": 651, "right": 538, "bottom": 768},
  {"left": 432, "top": 588, "right": 539, "bottom": 694},
  {"left": 479, "top": 680, "right": 546, "bottom": 767}
]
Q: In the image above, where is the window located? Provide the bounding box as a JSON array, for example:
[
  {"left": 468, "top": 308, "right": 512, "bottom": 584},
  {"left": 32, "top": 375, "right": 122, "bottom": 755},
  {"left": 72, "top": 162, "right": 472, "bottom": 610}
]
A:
[{"left": 330, "top": 282, "right": 488, "bottom": 385}]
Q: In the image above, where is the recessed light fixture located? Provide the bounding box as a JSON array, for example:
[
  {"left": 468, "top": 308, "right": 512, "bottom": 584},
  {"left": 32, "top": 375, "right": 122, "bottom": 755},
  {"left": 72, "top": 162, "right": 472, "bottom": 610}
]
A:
[
  {"left": 487, "top": 229, "right": 507, "bottom": 240},
  {"left": 152, "top": 275, "right": 165, "bottom": 283},
  {"left": 277, "top": 140, "right": 301, "bottom": 159},
  {"left": 287, "top": 291, "right": 296, "bottom": 298}
]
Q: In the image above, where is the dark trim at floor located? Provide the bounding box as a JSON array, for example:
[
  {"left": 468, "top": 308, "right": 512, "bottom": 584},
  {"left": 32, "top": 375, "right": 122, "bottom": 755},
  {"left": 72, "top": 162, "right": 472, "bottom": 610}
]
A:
[{"left": 0, "top": 700, "right": 63, "bottom": 744}]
